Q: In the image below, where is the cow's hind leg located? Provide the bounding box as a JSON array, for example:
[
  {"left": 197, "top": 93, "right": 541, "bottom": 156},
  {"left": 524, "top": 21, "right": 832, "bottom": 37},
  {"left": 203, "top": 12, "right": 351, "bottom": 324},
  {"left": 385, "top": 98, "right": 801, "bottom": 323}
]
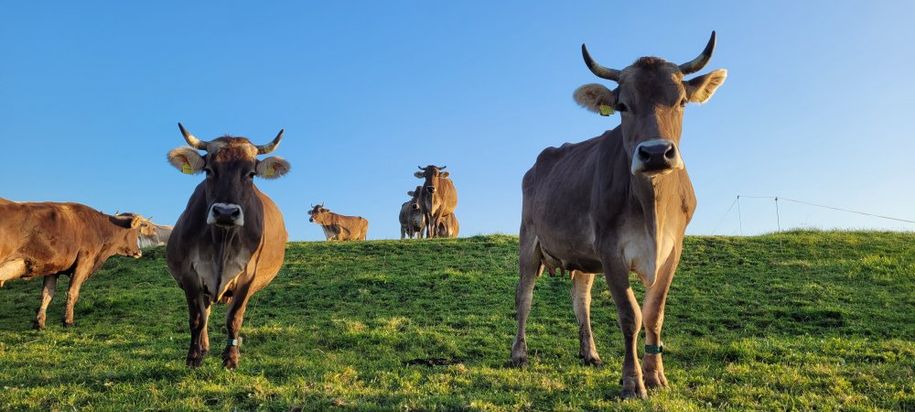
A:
[
  {"left": 602, "top": 256, "right": 647, "bottom": 399},
  {"left": 62, "top": 260, "right": 103, "bottom": 327},
  {"left": 185, "top": 291, "right": 212, "bottom": 368},
  {"left": 571, "top": 271, "right": 602, "bottom": 366},
  {"left": 511, "top": 229, "right": 544, "bottom": 367},
  {"left": 641, "top": 247, "right": 682, "bottom": 390},
  {"left": 33, "top": 275, "right": 58, "bottom": 330},
  {"left": 222, "top": 285, "right": 253, "bottom": 369}
]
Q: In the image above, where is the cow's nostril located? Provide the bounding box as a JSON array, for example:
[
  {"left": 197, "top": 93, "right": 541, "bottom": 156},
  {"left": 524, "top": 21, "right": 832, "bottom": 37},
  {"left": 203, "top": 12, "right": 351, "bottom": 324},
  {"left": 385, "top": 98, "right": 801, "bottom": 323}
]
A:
[
  {"left": 638, "top": 147, "right": 651, "bottom": 162},
  {"left": 664, "top": 146, "right": 676, "bottom": 160},
  {"left": 231, "top": 209, "right": 240, "bottom": 218}
]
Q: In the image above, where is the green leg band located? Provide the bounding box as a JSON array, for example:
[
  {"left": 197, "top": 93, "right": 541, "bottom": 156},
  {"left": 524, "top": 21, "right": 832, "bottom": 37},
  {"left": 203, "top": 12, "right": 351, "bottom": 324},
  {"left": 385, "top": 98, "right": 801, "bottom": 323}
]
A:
[{"left": 645, "top": 344, "right": 663, "bottom": 354}]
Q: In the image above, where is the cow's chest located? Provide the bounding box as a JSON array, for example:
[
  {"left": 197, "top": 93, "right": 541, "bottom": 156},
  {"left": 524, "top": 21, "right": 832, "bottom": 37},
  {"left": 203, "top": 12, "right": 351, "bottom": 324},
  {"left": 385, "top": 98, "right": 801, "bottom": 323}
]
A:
[
  {"left": 618, "top": 220, "right": 678, "bottom": 287},
  {"left": 190, "top": 249, "right": 252, "bottom": 299}
]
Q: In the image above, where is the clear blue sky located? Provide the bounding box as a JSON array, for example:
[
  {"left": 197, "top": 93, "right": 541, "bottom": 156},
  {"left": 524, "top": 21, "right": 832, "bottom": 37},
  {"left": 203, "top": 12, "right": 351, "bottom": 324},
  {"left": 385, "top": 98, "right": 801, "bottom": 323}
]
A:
[{"left": 2, "top": 1, "right": 914, "bottom": 240}]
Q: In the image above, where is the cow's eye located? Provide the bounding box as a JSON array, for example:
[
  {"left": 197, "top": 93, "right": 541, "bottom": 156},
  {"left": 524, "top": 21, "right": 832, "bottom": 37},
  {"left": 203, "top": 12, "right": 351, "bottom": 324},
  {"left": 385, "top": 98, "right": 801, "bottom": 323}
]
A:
[
  {"left": 247, "top": 171, "right": 256, "bottom": 179},
  {"left": 615, "top": 103, "right": 628, "bottom": 112}
]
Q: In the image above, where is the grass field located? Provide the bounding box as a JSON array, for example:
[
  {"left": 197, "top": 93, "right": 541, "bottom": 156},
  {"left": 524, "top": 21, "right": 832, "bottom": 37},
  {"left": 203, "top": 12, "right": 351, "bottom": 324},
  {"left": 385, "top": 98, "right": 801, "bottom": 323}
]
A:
[{"left": 0, "top": 232, "right": 913, "bottom": 410}]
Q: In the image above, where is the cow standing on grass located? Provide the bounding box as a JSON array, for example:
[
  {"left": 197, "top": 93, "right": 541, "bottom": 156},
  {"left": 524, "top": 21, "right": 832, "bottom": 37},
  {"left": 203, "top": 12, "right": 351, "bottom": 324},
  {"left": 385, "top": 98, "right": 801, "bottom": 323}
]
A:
[
  {"left": 0, "top": 201, "right": 144, "bottom": 329},
  {"left": 166, "top": 123, "right": 290, "bottom": 369},
  {"left": 116, "top": 212, "right": 173, "bottom": 248},
  {"left": 308, "top": 204, "right": 368, "bottom": 241},
  {"left": 511, "top": 32, "right": 727, "bottom": 399},
  {"left": 400, "top": 187, "right": 426, "bottom": 239},
  {"left": 414, "top": 165, "right": 457, "bottom": 238}
]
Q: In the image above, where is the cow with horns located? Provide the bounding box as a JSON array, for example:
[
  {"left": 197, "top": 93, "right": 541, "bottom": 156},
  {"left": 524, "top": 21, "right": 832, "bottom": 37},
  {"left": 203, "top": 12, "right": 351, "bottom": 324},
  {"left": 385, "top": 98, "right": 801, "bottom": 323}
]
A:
[
  {"left": 166, "top": 123, "right": 290, "bottom": 369},
  {"left": 414, "top": 165, "right": 457, "bottom": 238},
  {"left": 511, "top": 32, "right": 727, "bottom": 399}
]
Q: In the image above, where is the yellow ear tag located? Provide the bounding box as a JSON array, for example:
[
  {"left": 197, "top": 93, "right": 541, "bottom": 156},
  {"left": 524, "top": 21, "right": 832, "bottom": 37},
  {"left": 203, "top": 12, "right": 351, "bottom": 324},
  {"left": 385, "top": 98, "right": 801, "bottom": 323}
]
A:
[
  {"left": 598, "top": 104, "right": 614, "bottom": 116},
  {"left": 181, "top": 163, "right": 194, "bottom": 174}
]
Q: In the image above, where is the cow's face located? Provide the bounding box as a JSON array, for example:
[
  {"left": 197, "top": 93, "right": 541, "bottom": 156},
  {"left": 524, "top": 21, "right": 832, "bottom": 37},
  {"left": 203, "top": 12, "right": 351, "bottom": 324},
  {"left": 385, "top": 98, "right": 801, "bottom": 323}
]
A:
[
  {"left": 307, "top": 205, "right": 332, "bottom": 224},
  {"left": 414, "top": 165, "right": 449, "bottom": 189},
  {"left": 168, "top": 124, "right": 290, "bottom": 228},
  {"left": 574, "top": 32, "right": 727, "bottom": 178},
  {"left": 406, "top": 186, "right": 423, "bottom": 211},
  {"left": 110, "top": 214, "right": 144, "bottom": 258}
]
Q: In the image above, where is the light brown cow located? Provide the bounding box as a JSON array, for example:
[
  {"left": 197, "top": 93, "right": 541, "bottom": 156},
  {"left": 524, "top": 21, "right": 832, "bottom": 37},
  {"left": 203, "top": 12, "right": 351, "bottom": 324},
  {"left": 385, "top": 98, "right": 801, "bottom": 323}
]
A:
[
  {"left": 308, "top": 204, "right": 368, "bottom": 241},
  {"left": 116, "top": 212, "right": 173, "bottom": 248},
  {"left": 0, "top": 201, "right": 143, "bottom": 329},
  {"left": 511, "top": 32, "right": 727, "bottom": 399},
  {"left": 414, "top": 165, "right": 457, "bottom": 238},
  {"left": 166, "top": 123, "right": 290, "bottom": 369},
  {"left": 400, "top": 187, "right": 426, "bottom": 239}
]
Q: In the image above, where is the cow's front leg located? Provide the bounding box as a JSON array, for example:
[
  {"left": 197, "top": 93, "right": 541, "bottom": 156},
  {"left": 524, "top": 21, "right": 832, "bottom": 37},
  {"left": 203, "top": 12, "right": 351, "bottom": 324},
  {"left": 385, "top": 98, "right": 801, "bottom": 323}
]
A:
[
  {"left": 602, "top": 257, "right": 646, "bottom": 399},
  {"left": 571, "top": 271, "right": 602, "bottom": 366},
  {"left": 185, "top": 290, "right": 211, "bottom": 368},
  {"left": 34, "top": 275, "right": 58, "bottom": 330},
  {"left": 222, "top": 286, "right": 253, "bottom": 369},
  {"left": 641, "top": 247, "right": 681, "bottom": 389}
]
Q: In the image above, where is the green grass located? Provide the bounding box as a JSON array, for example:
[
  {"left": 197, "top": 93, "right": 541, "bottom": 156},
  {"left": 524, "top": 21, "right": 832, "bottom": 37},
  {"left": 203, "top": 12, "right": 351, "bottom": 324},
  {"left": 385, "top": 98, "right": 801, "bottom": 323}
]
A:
[{"left": 0, "top": 231, "right": 913, "bottom": 410}]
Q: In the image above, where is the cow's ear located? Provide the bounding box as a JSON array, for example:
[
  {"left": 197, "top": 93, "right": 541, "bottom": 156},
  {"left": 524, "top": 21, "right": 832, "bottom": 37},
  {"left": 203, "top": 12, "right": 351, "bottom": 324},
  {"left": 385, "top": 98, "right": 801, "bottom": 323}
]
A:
[
  {"left": 573, "top": 83, "right": 616, "bottom": 115},
  {"left": 167, "top": 147, "right": 205, "bottom": 174},
  {"left": 685, "top": 69, "right": 727, "bottom": 104},
  {"left": 414, "top": 171, "right": 425, "bottom": 178},
  {"left": 256, "top": 157, "right": 291, "bottom": 179},
  {"left": 441, "top": 172, "right": 450, "bottom": 178},
  {"left": 130, "top": 216, "right": 144, "bottom": 229}
]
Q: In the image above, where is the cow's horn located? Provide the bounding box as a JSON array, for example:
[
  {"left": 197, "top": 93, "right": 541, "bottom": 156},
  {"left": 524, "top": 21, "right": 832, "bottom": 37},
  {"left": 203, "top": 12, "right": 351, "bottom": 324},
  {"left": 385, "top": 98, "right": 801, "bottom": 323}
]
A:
[
  {"left": 679, "top": 31, "right": 716, "bottom": 75},
  {"left": 581, "top": 44, "right": 621, "bottom": 82},
  {"left": 439, "top": 165, "right": 447, "bottom": 170},
  {"left": 417, "top": 165, "right": 424, "bottom": 170},
  {"left": 257, "top": 129, "right": 284, "bottom": 154},
  {"left": 178, "top": 123, "right": 209, "bottom": 150}
]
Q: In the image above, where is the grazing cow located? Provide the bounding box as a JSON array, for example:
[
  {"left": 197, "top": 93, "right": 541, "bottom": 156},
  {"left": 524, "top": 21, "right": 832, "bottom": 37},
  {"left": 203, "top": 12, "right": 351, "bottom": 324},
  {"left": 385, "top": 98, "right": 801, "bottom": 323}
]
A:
[
  {"left": 400, "top": 187, "right": 426, "bottom": 239},
  {"left": 0, "top": 202, "right": 143, "bottom": 329},
  {"left": 308, "top": 204, "right": 368, "bottom": 241},
  {"left": 434, "top": 213, "right": 459, "bottom": 238},
  {"left": 511, "top": 32, "right": 727, "bottom": 399},
  {"left": 166, "top": 123, "right": 290, "bottom": 369},
  {"left": 116, "top": 212, "right": 173, "bottom": 248},
  {"left": 414, "top": 165, "right": 457, "bottom": 238}
]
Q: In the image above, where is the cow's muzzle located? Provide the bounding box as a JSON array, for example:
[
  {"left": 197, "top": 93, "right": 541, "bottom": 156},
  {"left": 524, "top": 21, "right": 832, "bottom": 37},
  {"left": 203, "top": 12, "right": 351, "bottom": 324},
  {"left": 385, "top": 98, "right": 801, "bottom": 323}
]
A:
[
  {"left": 207, "top": 203, "right": 245, "bottom": 227},
  {"left": 631, "top": 139, "right": 683, "bottom": 176}
]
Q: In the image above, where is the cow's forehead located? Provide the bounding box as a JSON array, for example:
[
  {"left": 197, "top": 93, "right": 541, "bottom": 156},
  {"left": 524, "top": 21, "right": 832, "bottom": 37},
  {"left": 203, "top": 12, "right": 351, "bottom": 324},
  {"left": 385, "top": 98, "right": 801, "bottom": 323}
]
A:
[
  {"left": 619, "top": 58, "right": 684, "bottom": 102},
  {"left": 208, "top": 137, "right": 258, "bottom": 161}
]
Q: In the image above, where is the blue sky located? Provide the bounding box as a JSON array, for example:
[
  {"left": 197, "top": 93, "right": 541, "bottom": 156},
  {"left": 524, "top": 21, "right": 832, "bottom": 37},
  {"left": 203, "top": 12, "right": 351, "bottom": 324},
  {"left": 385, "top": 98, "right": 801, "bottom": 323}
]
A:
[{"left": 2, "top": 1, "right": 914, "bottom": 240}]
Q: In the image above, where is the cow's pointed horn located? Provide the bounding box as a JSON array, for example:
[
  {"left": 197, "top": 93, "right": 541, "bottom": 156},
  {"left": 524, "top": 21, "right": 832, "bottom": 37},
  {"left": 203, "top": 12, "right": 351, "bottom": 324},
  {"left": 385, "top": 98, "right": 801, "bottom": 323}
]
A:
[
  {"left": 257, "top": 129, "right": 284, "bottom": 154},
  {"left": 581, "top": 44, "right": 621, "bottom": 82},
  {"left": 679, "top": 31, "right": 716, "bottom": 75},
  {"left": 440, "top": 165, "right": 447, "bottom": 170},
  {"left": 179, "top": 123, "right": 209, "bottom": 150},
  {"left": 418, "top": 165, "right": 424, "bottom": 170}
]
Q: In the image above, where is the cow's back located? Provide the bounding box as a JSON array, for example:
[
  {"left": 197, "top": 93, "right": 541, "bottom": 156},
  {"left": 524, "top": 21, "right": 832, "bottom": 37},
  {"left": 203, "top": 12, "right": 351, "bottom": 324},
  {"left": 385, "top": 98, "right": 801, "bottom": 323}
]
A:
[{"left": 0, "top": 203, "right": 92, "bottom": 276}]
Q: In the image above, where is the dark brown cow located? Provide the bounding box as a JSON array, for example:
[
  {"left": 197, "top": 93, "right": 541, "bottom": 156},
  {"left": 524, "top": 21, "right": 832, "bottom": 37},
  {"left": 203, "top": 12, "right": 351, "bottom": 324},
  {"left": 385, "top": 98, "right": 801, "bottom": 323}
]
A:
[
  {"left": 308, "top": 204, "right": 369, "bottom": 241},
  {"left": 414, "top": 165, "right": 457, "bottom": 238},
  {"left": 400, "top": 187, "right": 426, "bottom": 239},
  {"left": 166, "top": 123, "right": 290, "bottom": 369},
  {"left": 511, "top": 32, "right": 727, "bottom": 399},
  {"left": 0, "top": 201, "right": 143, "bottom": 329}
]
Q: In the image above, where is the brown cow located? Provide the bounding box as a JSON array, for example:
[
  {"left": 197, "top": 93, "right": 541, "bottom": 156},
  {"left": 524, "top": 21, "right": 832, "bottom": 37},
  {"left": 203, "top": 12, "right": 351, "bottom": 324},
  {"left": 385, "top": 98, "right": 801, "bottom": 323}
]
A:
[
  {"left": 414, "top": 165, "right": 457, "bottom": 238},
  {"left": 308, "top": 204, "right": 368, "bottom": 241},
  {"left": 0, "top": 202, "right": 143, "bottom": 329},
  {"left": 166, "top": 123, "right": 290, "bottom": 369},
  {"left": 511, "top": 32, "right": 727, "bottom": 399},
  {"left": 400, "top": 187, "right": 426, "bottom": 239},
  {"left": 434, "top": 213, "right": 459, "bottom": 238}
]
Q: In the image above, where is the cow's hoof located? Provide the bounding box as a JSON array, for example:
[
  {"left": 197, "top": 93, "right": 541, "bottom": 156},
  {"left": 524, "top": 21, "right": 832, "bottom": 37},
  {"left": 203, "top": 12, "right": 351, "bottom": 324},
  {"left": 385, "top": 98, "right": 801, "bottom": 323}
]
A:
[
  {"left": 509, "top": 355, "right": 528, "bottom": 367},
  {"left": 620, "top": 377, "right": 648, "bottom": 400},
  {"left": 32, "top": 321, "right": 45, "bottom": 331},
  {"left": 62, "top": 321, "right": 75, "bottom": 328},
  {"left": 581, "top": 356, "right": 603, "bottom": 367},
  {"left": 644, "top": 370, "right": 669, "bottom": 389},
  {"left": 222, "top": 347, "right": 240, "bottom": 370},
  {"left": 186, "top": 352, "right": 204, "bottom": 368}
]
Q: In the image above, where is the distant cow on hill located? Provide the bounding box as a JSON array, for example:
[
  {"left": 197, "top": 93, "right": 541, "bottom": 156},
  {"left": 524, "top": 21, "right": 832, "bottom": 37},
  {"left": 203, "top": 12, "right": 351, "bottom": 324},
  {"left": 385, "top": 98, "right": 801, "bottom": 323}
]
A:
[
  {"left": 0, "top": 201, "right": 144, "bottom": 329},
  {"left": 415, "top": 165, "right": 457, "bottom": 238},
  {"left": 511, "top": 32, "right": 727, "bottom": 399},
  {"left": 308, "top": 204, "right": 368, "bottom": 241},
  {"left": 400, "top": 186, "right": 426, "bottom": 239}
]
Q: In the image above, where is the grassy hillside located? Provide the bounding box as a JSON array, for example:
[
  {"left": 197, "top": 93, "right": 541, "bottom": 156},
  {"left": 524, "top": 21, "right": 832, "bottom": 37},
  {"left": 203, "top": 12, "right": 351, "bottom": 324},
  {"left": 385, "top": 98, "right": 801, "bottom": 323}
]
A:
[{"left": 0, "top": 232, "right": 913, "bottom": 410}]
